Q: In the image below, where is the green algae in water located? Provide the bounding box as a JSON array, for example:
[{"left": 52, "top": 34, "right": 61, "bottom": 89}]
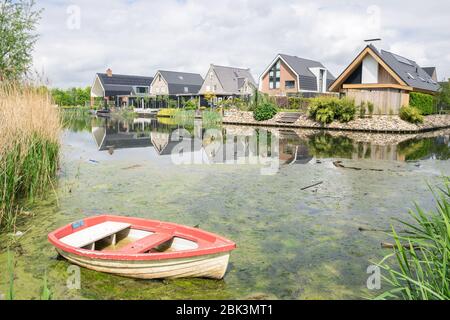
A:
[{"left": 1, "top": 116, "right": 450, "bottom": 300}]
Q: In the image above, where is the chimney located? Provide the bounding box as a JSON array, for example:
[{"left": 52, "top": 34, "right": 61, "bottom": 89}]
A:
[{"left": 106, "top": 68, "right": 113, "bottom": 77}]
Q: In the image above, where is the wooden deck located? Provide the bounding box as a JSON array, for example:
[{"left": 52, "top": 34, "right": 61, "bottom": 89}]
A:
[{"left": 276, "top": 112, "right": 302, "bottom": 124}]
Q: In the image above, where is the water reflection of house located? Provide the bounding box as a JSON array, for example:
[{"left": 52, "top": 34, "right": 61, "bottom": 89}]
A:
[
  {"left": 92, "top": 126, "right": 153, "bottom": 151},
  {"left": 150, "top": 131, "right": 184, "bottom": 155},
  {"left": 350, "top": 143, "right": 406, "bottom": 162},
  {"left": 278, "top": 130, "right": 313, "bottom": 165}
]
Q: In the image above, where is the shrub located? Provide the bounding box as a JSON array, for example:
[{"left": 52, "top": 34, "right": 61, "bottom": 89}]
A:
[
  {"left": 274, "top": 96, "right": 289, "bottom": 109},
  {"left": 359, "top": 102, "right": 367, "bottom": 118},
  {"left": 253, "top": 102, "right": 278, "bottom": 121},
  {"left": 410, "top": 92, "right": 435, "bottom": 115},
  {"left": 287, "top": 96, "right": 310, "bottom": 112},
  {"left": 367, "top": 102, "right": 375, "bottom": 117},
  {"left": 336, "top": 98, "right": 356, "bottom": 122},
  {"left": 308, "top": 97, "right": 356, "bottom": 124},
  {"left": 399, "top": 106, "right": 424, "bottom": 124},
  {"left": 288, "top": 97, "right": 302, "bottom": 109},
  {"left": 184, "top": 99, "right": 198, "bottom": 111},
  {"left": 157, "top": 108, "right": 178, "bottom": 117}
]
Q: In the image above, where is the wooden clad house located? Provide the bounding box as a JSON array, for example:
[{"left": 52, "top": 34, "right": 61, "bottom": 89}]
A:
[
  {"left": 259, "top": 54, "right": 335, "bottom": 97},
  {"left": 91, "top": 69, "right": 153, "bottom": 108},
  {"left": 199, "top": 64, "right": 257, "bottom": 98},
  {"left": 329, "top": 45, "right": 440, "bottom": 114},
  {"left": 150, "top": 70, "right": 204, "bottom": 97}
]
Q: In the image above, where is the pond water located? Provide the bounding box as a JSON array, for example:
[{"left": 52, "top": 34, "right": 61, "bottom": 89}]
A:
[{"left": 1, "top": 112, "right": 449, "bottom": 300}]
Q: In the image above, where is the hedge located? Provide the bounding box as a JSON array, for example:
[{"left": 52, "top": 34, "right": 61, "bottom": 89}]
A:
[
  {"left": 307, "top": 97, "right": 356, "bottom": 124},
  {"left": 410, "top": 92, "right": 435, "bottom": 115}
]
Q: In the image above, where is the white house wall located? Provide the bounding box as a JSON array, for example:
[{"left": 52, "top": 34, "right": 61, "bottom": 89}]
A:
[
  {"left": 308, "top": 67, "right": 327, "bottom": 93},
  {"left": 199, "top": 67, "right": 225, "bottom": 95},
  {"left": 150, "top": 73, "right": 169, "bottom": 95},
  {"left": 362, "top": 55, "right": 379, "bottom": 84},
  {"left": 91, "top": 76, "right": 105, "bottom": 97}
]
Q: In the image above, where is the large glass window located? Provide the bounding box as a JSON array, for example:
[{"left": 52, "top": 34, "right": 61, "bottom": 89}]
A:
[
  {"left": 285, "top": 81, "right": 295, "bottom": 89},
  {"left": 269, "top": 60, "right": 281, "bottom": 89},
  {"left": 136, "top": 87, "right": 148, "bottom": 94}
]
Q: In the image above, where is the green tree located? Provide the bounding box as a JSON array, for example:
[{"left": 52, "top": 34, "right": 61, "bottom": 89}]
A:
[
  {"left": 51, "top": 86, "right": 91, "bottom": 107},
  {"left": 437, "top": 82, "right": 450, "bottom": 112},
  {"left": 0, "top": 0, "right": 42, "bottom": 81}
]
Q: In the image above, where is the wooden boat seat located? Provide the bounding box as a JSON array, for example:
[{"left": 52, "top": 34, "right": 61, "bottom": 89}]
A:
[
  {"left": 60, "top": 222, "right": 131, "bottom": 248},
  {"left": 119, "top": 233, "right": 175, "bottom": 254}
]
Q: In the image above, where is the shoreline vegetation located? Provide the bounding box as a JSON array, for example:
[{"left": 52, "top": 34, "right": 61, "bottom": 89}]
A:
[
  {"left": 222, "top": 111, "right": 450, "bottom": 134},
  {"left": 377, "top": 179, "right": 450, "bottom": 300},
  {"left": 0, "top": 83, "right": 61, "bottom": 230}
]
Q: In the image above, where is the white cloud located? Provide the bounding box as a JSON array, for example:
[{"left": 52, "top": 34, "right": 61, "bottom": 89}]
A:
[{"left": 33, "top": 0, "right": 450, "bottom": 88}]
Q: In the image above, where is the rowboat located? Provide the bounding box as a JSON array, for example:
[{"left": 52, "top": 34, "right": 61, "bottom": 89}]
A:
[{"left": 48, "top": 215, "right": 236, "bottom": 280}]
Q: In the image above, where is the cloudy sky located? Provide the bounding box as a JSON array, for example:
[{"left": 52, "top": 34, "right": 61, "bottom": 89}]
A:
[{"left": 33, "top": 0, "right": 450, "bottom": 88}]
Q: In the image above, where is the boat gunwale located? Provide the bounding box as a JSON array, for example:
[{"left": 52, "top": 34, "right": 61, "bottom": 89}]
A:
[{"left": 48, "top": 215, "right": 236, "bottom": 261}]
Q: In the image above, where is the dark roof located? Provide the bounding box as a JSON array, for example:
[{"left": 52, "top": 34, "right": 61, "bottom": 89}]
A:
[
  {"left": 423, "top": 67, "right": 437, "bottom": 81},
  {"left": 158, "top": 70, "right": 204, "bottom": 95},
  {"left": 369, "top": 45, "right": 440, "bottom": 92},
  {"left": 279, "top": 54, "right": 335, "bottom": 91},
  {"left": 103, "top": 84, "right": 134, "bottom": 96},
  {"left": 97, "top": 73, "right": 154, "bottom": 96},
  {"left": 211, "top": 65, "right": 257, "bottom": 93}
]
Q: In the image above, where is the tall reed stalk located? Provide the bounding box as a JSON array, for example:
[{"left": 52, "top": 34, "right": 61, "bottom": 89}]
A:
[
  {"left": 0, "top": 83, "right": 61, "bottom": 229},
  {"left": 377, "top": 179, "right": 450, "bottom": 300}
]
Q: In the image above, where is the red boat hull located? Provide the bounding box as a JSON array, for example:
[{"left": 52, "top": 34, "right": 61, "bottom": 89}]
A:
[{"left": 48, "top": 215, "right": 236, "bottom": 279}]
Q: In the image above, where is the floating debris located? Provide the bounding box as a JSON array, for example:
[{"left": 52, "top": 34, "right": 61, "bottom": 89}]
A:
[
  {"left": 13, "top": 231, "right": 25, "bottom": 237},
  {"left": 333, "top": 161, "right": 383, "bottom": 172},
  {"left": 301, "top": 181, "right": 323, "bottom": 191},
  {"left": 121, "top": 165, "right": 143, "bottom": 170},
  {"left": 381, "top": 242, "right": 420, "bottom": 250}
]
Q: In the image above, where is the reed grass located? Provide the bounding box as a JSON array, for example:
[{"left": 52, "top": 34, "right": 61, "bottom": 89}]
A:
[
  {"left": 7, "top": 250, "right": 15, "bottom": 300},
  {"left": 376, "top": 179, "right": 450, "bottom": 300},
  {"left": 202, "top": 110, "right": 222, "bottom": 128},
  {"left": 0, "top": 83, "right": 61, "bottom": 229},
  {"left": 173, "top": 110, "right": 195, "bottom": 126},
  {"left": 40, "top": 272, "right": 52, "bottom": 300}
]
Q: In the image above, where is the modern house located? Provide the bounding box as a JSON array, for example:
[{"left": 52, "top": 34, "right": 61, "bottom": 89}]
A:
[
  {"left": 91, "top": 69, "right": 154, "bottom": 108},
  {"left": 259, "top": 54, "right": 335, "bottom": 97},
  {"left": 150, "top": 70, "right": 204, "bottom": 98},
  {"left": 423, "top": 67, "right": 438, "bottom": 82},
  {"left": 199, "top": 64, "right": 257, "bottom": 99},
  {"left": 329, "top": 45, "right": 440, "bottom": 114}
]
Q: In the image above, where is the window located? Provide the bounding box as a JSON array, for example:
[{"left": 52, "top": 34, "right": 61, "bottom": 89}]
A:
[
  {"left": 319, "top": 69, "right": 325, "bottom": 92},
  {"left": 269, "top": 60, "right": 281, "bottom": 89},
  {"left": 184, "top": 87, "right": 189, "bottom": 93},
  {"left": 285, "top": 81, "right": 295, "bottom": 89},
  {"left": 210, "top": 72, "right": 214, "bottom": 80},
  {"left": 213, "top": 85, "right": 217, "bottom": 92},
  {"left": 135, "top": 87, "right": 148, "bottom": 94},
  {"left": 406, "top": 72, "right": 415, "bottom": 80},
  {"left": 179, "top": 76, "right": 184, "bottom": 80}
]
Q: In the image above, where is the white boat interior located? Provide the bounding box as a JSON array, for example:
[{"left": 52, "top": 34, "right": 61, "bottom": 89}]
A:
[{"left": 59, "top": 221, "right": 198, "bottom": 253}]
